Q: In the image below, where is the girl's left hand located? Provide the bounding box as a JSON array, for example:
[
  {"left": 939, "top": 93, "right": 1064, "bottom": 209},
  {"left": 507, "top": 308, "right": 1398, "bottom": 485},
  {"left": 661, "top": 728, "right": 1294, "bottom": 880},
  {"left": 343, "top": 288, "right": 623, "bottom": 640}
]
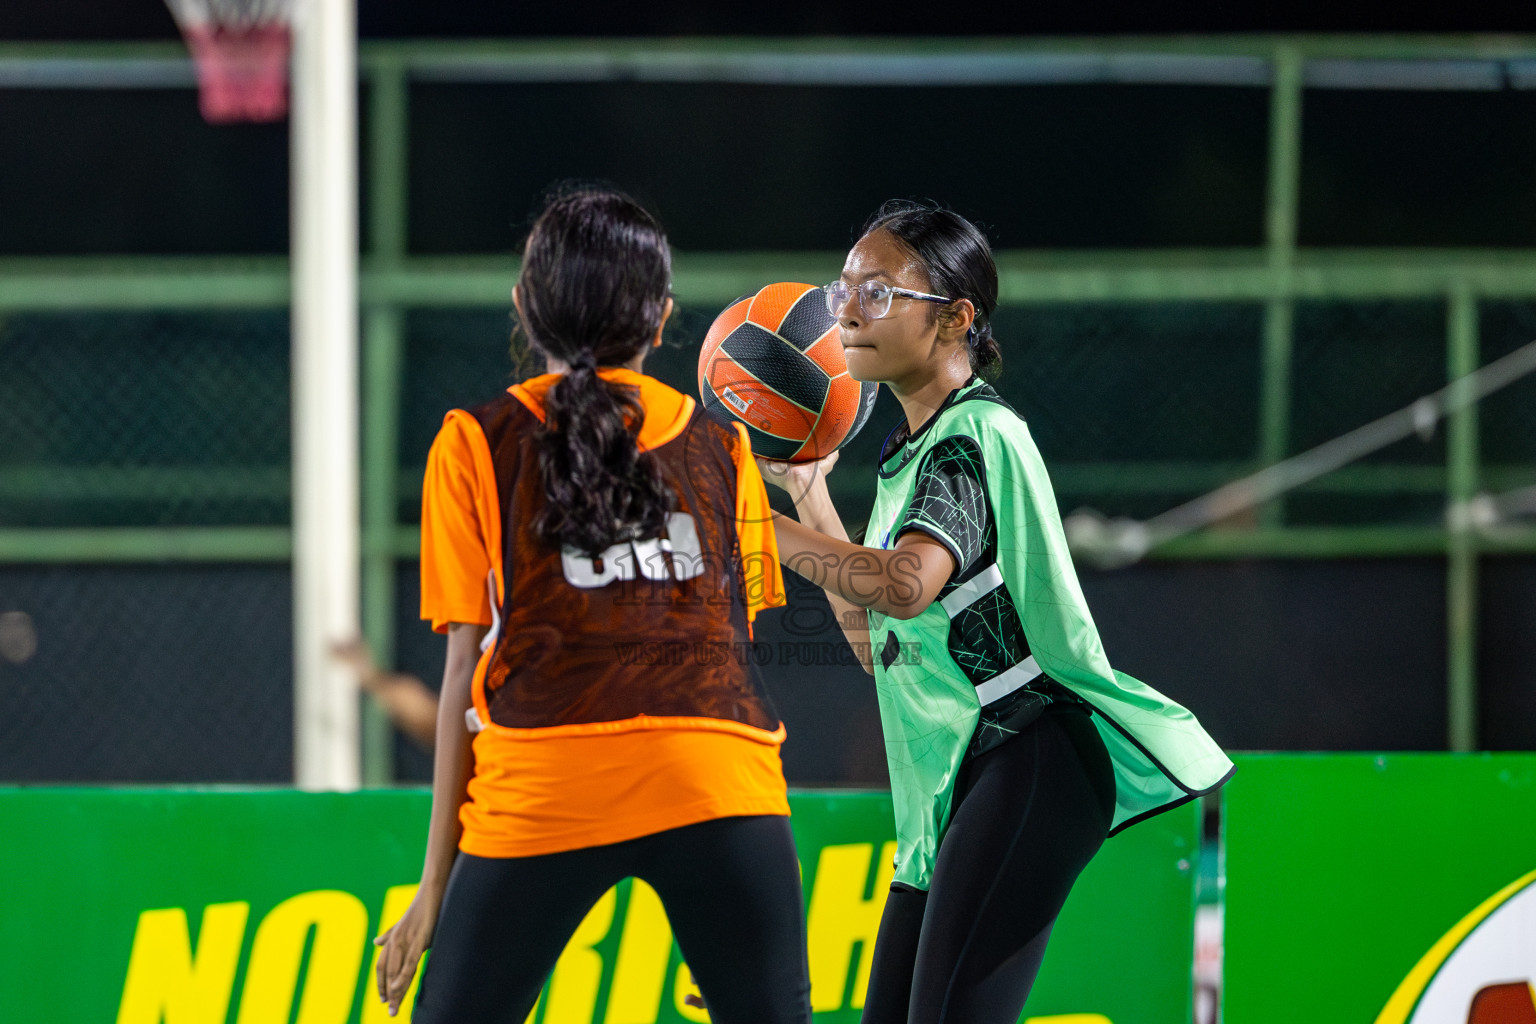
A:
[
  {"left": 755, "top": 450, "right": 839, "bottom": 499},
  {"left": 374, "top": 890, "right": 440, "bottom": 1016}
]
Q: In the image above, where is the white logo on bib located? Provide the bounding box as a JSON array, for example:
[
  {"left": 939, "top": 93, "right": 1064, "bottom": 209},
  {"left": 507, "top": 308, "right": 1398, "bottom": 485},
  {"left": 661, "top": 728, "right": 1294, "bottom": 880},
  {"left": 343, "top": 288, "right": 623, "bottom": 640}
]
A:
[{"left": 560, "top": 512, "right": 705, "bottom": 589}]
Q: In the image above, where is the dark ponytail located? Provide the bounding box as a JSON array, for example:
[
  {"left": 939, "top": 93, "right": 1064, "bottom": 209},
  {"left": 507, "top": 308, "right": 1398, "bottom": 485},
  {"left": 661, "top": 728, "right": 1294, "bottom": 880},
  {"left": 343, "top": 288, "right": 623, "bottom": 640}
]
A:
[
  {"left": 861, "top": 200, "right": 1002, "bottom": 382},
  {"left": 517, "top": 187, "right": 676, "bottom": 556}
]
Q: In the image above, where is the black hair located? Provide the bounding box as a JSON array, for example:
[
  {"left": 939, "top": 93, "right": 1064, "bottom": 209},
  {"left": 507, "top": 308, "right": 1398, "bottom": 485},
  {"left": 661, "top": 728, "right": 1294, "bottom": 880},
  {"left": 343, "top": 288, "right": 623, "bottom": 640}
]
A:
[
  {"left": 516, "top": 185, "right": 676, "bottom": 556},
  {"left": 861, "top": 200, "right": 1002, "bottom": 381}
]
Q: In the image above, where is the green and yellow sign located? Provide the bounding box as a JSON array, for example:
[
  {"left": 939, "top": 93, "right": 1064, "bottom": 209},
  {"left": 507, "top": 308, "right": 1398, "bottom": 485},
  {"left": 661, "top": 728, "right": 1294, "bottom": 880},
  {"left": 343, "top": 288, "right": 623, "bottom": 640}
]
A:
[
  {"left": 0, "top": 788, "right": 1196, "bottom": 1024},
  {"left": 1376, "top": 868, "right": 1536, "bottom": 1024},
  {"left": 1223, "top": 754, "right": 1536, "bottom": 1024}
]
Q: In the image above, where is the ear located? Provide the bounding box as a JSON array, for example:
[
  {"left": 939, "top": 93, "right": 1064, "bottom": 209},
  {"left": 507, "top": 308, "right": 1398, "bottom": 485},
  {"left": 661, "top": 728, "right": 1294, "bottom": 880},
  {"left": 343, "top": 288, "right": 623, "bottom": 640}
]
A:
[
  {"left": 652, "top": 296, "right": 675, "bottom": 348},
  {"left": 936, "top": 298, "right": 976, "bottom": 344},
  {"left": 511, "top": 283, "right": 526, "bottom": 321}
]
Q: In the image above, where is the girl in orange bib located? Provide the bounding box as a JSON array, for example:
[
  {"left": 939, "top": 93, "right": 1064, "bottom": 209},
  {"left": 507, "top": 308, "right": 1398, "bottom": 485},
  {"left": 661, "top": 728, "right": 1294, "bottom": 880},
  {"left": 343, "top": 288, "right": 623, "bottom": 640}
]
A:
[{"left": 373, "top": 187, "right": 811, "bottom": 1024}]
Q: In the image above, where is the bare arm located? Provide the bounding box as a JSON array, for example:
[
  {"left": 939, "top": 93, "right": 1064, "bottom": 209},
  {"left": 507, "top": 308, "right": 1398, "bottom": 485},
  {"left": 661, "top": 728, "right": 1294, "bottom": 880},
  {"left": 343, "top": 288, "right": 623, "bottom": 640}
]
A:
[
  {"left": 419, "top": 621, "right": 485, "bottom": 892},
  {"left": 374, "top": 620, "right": 487, "bottom": 1016},
  {"left": 773, "top": 512, "right": 955, "bottom": 620},
  {"left": 758, "top": 455, "right": 956, "bottom": 655},
  {"left": 333, "top": 638, "right": 440, "bottom": 751}
]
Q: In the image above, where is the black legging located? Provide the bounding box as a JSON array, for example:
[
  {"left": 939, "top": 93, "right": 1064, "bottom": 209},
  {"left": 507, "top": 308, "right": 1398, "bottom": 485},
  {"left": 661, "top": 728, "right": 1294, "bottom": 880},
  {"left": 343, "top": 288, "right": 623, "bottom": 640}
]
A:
[
  {"left": 413, "top": 814, "right": 811, "bottom": 1024},
  {"left": 861, "top": 706, "right": 1117, "bottom": 1024}
]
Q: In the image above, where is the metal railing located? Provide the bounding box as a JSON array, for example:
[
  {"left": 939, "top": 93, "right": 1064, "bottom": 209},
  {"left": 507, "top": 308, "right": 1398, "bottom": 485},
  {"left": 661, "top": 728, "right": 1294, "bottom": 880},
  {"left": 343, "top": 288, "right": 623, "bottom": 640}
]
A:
[{"left": 4, "top": 36, "right": 1536, "bottom": 775}]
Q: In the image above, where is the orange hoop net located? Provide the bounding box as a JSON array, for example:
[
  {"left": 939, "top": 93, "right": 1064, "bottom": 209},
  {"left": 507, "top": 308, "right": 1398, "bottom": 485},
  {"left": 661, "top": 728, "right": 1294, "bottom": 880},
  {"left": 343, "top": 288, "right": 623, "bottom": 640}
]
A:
[{"left": 165, "top": 0, "right": 293, "bottom": 123}]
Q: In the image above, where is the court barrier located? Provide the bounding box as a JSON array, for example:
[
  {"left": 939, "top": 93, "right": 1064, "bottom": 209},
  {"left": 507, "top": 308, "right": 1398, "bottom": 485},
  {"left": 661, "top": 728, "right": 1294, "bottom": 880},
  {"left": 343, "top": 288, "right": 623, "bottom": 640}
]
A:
[
  {"left": 1223, "top": 753, "right": 1536, "bottom": 1024},
  {"left": 0, "top": 788, "right": 1197, "bottom": 1024}
]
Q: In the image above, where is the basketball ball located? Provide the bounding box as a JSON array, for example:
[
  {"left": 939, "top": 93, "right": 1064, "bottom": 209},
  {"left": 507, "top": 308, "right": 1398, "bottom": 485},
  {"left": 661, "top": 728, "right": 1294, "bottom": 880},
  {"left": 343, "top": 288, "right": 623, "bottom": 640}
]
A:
[{"left": 697, "top": 282, "right": 879, "bottom": 463}]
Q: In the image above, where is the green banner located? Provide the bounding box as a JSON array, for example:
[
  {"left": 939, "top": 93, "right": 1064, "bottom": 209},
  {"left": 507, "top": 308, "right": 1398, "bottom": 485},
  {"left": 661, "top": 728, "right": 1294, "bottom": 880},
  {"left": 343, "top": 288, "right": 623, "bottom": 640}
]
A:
[
  {"left": 1223, "top": 754, "right": 1536, "bottom": 1024},
  {"left": 0, "top": 787, "right": 1196, "bottom": 1024}
]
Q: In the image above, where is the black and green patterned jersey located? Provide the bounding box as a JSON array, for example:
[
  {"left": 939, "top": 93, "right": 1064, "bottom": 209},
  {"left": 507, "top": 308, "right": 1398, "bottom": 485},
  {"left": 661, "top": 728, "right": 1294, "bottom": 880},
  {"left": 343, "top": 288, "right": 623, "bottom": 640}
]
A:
[
  {"left": 866, "top": 375, "right": 1234, "bottom": 891},
  {"left": 889, "top": 432, "right": 1058, "bottom": 757}
]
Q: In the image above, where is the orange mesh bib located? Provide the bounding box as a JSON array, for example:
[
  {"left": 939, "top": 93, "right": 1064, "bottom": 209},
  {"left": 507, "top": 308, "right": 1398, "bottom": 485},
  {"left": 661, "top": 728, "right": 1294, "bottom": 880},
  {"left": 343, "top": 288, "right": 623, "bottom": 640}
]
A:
[{"left": 468, "top": 389, "right": 781, "bottom": 736}]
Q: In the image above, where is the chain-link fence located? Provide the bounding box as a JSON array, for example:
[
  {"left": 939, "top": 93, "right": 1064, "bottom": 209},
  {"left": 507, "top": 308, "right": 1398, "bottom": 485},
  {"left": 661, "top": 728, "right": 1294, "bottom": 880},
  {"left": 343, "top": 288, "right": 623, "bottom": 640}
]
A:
[
  {"left": 3, "top": 296, "right": 1533, "bottom": 779},
  {"left": 5, "top": 40, "right": 1536, "bottom": 781},
  {"left": 0, "top": 564, "right": 292, "bottom": 781},
  {"left": 0, "top": 310, "right": 290, "bottom": 528}
]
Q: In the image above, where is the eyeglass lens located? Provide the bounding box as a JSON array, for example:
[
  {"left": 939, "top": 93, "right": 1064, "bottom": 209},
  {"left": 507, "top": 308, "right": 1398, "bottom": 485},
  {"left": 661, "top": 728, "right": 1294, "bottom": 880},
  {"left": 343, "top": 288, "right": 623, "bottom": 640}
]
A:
[{"left": 825, "top": 280, "right": 894, "bottom": 320}]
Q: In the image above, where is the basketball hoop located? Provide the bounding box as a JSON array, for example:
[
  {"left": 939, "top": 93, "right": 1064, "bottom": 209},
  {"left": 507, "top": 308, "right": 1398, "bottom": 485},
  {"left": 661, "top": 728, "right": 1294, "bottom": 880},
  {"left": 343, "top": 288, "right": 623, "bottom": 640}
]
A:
[{"left": 165, "top": 0, "right": 294, "bottom": 123}]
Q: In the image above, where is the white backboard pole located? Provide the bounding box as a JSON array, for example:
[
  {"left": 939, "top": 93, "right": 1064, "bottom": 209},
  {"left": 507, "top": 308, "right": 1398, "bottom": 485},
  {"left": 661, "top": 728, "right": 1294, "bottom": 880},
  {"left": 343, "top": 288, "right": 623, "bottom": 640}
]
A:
[{"left": 291, "top": 0, "right": 360, "bottom": 790}]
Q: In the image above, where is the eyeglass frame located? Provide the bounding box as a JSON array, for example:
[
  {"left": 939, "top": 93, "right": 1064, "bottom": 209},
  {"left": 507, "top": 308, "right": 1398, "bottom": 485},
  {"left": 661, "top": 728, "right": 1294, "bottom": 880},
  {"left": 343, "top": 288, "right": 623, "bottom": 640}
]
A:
[{"left": 824, "top": 278, "right": 955, "bottom": 321}]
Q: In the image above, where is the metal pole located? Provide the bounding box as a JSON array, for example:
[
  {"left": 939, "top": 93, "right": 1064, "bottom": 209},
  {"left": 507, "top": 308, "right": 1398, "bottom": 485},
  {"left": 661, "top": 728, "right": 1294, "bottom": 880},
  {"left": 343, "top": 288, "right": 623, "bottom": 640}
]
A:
[
  {"left": 368, "top": 55, "right": 409, "bottom": 258},
  {"left": 1446, "top": 283, "right": 1480, "bottom": 751},
  {"left": 1259, "top": 45, "right": 1303, "bottom": 527},
  {"left": 361, "top": 307, "right": 403, "bottom": 786},
  {"left": 291, "top": 0, "right": 360, "bottom": 790},
  {"left": 359, "top": 55, "right": 408, "bottom": 786}
]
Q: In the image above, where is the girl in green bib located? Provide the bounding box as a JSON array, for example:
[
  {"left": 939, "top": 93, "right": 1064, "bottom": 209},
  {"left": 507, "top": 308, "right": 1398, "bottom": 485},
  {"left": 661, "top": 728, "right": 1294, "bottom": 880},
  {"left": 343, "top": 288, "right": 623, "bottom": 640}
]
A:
[{"left": 761, "top": 201, "right": 1233, "bottom": 1024}]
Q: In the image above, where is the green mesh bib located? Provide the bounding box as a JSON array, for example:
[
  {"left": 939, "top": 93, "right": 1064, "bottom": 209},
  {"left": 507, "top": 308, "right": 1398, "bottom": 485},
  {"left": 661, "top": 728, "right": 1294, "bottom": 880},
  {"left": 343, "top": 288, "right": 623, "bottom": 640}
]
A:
[{"left": 866, "top": 378, "right": 1234, "bottom": 890}]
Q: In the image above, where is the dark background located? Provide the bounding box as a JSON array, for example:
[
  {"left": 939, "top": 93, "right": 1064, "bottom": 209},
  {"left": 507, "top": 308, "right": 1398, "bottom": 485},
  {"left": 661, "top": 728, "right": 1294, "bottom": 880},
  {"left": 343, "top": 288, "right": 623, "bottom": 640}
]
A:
[
  {"left": 6, "top": 0, "right": 1536, "bottom": 39},
  {"left": 1, "top": 1, "right": 1534, "bottom": 783}
]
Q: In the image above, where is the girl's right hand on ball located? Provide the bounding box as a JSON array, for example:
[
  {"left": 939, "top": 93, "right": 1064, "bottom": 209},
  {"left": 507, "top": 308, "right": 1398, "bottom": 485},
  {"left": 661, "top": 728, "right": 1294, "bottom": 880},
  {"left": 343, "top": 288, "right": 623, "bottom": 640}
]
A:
[{"left": 755, "top": 449, "right": 839, "bottom": 499}]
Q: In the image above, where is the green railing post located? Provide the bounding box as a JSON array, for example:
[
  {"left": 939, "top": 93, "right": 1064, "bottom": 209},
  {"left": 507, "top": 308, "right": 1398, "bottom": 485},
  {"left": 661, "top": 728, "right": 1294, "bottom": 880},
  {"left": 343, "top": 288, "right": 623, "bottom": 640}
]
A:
[
  {"left": 362, "top": 307, "right": 404, "bottom": 785},
  {"left": 367, "top": 54, "right": 409, "bottom": 260},
  {"left": 360, "top": 54, "right": 409, "bottom": 785},
  {"left": 1445, "top": 283, "right": 1480, "bottom": 752},
  {"left": 1259, "top": 45, "right": 1303, "bottom": 527}
]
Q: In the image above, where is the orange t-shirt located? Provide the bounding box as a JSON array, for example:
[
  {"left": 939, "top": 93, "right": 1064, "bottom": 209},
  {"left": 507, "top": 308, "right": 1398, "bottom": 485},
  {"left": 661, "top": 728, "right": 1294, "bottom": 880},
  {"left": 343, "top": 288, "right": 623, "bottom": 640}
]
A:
[{"left": 420, "top": 367, "right": 789, "bottom": 857}]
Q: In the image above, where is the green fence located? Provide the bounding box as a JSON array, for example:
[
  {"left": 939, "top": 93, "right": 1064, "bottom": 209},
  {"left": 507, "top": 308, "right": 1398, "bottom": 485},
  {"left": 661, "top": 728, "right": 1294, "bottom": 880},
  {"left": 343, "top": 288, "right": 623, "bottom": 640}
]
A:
[
  {"left": 0, "top": 788, "right": 1199, "bottom": 1024},
  {"left": 3, "top": 38, "right": 1536, "bottom": 781}
]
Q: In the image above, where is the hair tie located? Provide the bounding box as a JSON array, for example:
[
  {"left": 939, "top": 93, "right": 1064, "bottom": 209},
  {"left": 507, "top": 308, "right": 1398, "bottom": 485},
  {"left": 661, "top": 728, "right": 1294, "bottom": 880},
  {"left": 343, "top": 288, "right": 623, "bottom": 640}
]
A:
[{"left": 568, "top": 352, "right": 597, "bottom": 372}]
